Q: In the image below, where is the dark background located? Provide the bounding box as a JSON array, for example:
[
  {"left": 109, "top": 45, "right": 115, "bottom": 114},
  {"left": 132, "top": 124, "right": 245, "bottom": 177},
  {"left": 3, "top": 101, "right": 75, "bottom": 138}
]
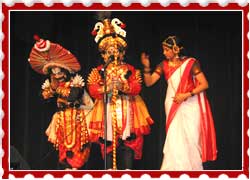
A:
[{"left": 10, "top": 11, "right": 242, "bottom": 170}]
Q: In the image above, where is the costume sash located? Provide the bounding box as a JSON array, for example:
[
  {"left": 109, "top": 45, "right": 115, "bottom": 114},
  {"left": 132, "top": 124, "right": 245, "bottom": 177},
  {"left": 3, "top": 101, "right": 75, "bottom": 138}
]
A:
[{"left": 197, "top": 91, "right": 217, "bottom": 162}]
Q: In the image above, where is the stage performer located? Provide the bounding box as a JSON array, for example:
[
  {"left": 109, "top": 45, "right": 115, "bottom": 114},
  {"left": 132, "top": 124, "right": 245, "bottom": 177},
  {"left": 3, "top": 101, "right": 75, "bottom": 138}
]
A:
[
  {"left": 87, "top": 18, "right": 154, "bottom": 170},
  {"left": 140, "top": 36, "right": 217, "bottom": 170},
  {"left": 28, "top": 35, "right": 93, "bottom": 170}
]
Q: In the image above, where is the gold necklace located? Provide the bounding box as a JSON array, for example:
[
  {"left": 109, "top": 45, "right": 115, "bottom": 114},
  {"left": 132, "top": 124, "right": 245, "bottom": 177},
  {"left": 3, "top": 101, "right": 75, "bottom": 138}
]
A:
[{"left": 168, "top": 59, "right": 181, "bottom": 67}]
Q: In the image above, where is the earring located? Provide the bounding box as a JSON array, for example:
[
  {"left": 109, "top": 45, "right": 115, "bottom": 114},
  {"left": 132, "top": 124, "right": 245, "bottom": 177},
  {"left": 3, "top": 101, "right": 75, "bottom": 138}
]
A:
[{"left": 172, "top": 44, "right": 180, "bottom": 54}]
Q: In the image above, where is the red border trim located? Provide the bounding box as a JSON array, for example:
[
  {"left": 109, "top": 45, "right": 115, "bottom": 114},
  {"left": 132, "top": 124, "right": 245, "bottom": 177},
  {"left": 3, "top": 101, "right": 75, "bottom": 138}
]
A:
[
  {"left": 2, "top": 3, "right": 9, "bottom": 180},
  {"left": 242, "top": 2, "right": 249, "bottom": 176},
  {"left": 1, "top": 3, "right": 249, "bottom": 10},
  {"left": 2, "top": 3, "right": 249, "bottom": 179}
]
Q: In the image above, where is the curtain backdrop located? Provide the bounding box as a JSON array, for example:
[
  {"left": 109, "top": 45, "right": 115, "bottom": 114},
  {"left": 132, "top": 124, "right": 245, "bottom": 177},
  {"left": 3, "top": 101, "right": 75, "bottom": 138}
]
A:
[{"left": 10, "top": 11, "right": 242, "bottom": 170}]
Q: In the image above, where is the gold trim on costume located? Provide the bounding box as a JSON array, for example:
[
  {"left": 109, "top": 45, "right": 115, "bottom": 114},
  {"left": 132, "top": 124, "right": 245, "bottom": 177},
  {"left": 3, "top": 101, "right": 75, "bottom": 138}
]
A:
[
  {"left": 63, "top": 108, "right": 77, "bottom": 149},
  {"left": 135, "top": 70, "right": 142, "bottom": 83},
  {"left": 98, "top": 35, "right": 127, "bottom": 52},
  {"left": 87, "top": 68, "right": 102, "bottom": 85}
]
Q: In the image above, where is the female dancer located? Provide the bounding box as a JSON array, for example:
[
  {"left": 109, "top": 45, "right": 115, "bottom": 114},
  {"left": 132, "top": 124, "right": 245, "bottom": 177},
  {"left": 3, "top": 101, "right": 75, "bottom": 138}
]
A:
[{"left": 141, "top": 36, "right": 217, "bottom": 170}]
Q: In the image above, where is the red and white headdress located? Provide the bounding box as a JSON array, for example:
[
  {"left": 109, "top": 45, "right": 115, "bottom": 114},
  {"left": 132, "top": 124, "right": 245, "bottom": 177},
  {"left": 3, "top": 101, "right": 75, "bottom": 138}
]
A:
[{"left": 28, "top": 35, "right": 81, "bottom": 75}]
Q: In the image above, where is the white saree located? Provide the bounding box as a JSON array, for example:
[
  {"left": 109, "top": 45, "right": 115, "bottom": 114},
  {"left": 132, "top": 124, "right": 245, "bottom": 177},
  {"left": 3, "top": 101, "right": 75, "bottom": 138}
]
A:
[{"left": 160, "top": 59, "right": 203, "bottom": 170}]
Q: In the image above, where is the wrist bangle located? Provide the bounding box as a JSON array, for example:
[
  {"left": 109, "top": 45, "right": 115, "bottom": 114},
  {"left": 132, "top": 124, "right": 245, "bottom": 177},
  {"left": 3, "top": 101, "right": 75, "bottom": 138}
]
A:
[
  {"left": 143, "top": 67, "right": 151, "bottom": 73},
  {"left": 190, "top": 90, "right": 195, "bottom": 96},
  {"left": 143, "top": 71, "right": 151, "bottom": 74}
]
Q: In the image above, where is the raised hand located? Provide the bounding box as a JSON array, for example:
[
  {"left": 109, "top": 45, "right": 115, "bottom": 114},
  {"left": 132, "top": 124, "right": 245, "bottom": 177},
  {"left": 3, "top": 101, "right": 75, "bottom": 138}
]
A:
[{"left": 50, "top": 75, "right": 59, "bottom": 90}]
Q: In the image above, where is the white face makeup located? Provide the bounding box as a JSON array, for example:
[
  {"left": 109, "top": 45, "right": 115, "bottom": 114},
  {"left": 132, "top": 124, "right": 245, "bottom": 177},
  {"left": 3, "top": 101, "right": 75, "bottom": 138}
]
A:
[
  {"left": 51, "top": 67, "right": 61, "bottom": 75},
  {"left": 51, "top": 67, "right": 66, "bottom": 82}
]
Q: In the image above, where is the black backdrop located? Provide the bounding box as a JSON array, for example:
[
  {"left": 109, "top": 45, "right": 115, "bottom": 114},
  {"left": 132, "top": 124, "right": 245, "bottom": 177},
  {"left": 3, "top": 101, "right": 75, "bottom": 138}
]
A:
[{"left": 10, "top": 11, "right": 242, "bottom": 170}]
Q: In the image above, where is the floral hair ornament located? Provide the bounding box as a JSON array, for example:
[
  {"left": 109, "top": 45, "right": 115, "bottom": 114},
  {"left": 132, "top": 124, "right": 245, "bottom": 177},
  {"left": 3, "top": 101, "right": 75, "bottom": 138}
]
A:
[
  {"left": 91, "top": 18, "right": 127, "bottom": 52},
  {"left": 28, "top": 35, "right": 81, "bottom": 75},
  {"left": 162, "top": 36, "right": 183, "bottom": 54}
]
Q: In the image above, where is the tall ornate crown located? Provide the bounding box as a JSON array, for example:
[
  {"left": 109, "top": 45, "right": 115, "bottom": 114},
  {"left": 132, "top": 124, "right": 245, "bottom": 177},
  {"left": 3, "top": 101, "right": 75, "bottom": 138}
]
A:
[{"left": 91, "top": 18, "right": 127, "bottom": 52}]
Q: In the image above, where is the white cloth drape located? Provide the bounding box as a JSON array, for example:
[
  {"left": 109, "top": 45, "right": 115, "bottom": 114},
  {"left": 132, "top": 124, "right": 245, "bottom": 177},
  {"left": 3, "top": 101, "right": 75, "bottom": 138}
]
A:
[{"left": 106, "top": 95, "right": 131, "bottom": 141}]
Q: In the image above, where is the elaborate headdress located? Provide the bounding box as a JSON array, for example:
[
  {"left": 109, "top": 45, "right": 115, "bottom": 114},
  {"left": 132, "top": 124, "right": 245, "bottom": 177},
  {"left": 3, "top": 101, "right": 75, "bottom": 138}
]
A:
[
  {"left": 162, "top": 36, "right": 183, "bottom": 54},
  {"left": 28, "top": 35, "right": 81, "bottom": 75},
  {"left": 91, "top": 18, "right": 127, "bottom": 52}
]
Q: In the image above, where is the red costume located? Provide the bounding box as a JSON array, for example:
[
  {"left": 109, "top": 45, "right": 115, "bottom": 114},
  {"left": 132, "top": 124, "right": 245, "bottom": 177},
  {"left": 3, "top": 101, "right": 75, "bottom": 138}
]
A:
[
  {"left": 88, "top": 63, "right": 153, "bottom": 159},
  {"left": 28, "top": 36, "right": 91, "bottom": 169},
  {"left": 88, "top": 18, "right": 153, "bottom": 169}
]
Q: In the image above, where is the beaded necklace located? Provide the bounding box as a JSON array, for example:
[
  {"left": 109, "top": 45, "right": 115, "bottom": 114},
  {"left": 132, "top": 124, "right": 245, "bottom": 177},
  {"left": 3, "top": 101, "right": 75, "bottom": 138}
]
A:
[{"left": 168, "top": 59, "right": 182, "bottom": 93}]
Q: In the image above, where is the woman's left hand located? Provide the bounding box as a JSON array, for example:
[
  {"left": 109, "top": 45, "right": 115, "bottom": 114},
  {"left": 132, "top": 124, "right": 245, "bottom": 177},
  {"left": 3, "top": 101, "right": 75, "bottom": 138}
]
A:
[{"left": 173, "top": 93, "right": 190, "bottom": 104}]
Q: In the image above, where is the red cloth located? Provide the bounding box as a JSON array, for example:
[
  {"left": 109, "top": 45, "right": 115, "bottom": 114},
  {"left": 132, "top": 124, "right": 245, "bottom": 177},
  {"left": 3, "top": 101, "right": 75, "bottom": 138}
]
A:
[
  {"left": 126, "top": 64, "right": 142, "bottom": 95},
  {"left": 56, "top": 110, "right": 90, "bottom": 168},
  {"left": 87, "top": 63, "right": 149, "bottom": 160},
  {"left": 88, "top": 64, "right": 141, "bottom": 99},
  {"left": 198, "top": 92, "right": 217, "bottom": 162}
]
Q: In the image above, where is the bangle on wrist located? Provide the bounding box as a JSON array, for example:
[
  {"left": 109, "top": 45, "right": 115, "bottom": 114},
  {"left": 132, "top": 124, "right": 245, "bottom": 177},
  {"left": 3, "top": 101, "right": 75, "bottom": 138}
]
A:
[
  {"left": 143, "top": 67, "right": 151, "bottom": 73},
  {"left": 143, "top": 71, "right": 151, "bottom": 74}
]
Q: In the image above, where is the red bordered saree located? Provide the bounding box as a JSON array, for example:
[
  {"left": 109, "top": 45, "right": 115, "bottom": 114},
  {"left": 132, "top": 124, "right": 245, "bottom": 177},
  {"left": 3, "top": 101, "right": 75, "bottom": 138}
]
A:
[{"left": 161, "top": 58, "right": 217, "bottom": 170}]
